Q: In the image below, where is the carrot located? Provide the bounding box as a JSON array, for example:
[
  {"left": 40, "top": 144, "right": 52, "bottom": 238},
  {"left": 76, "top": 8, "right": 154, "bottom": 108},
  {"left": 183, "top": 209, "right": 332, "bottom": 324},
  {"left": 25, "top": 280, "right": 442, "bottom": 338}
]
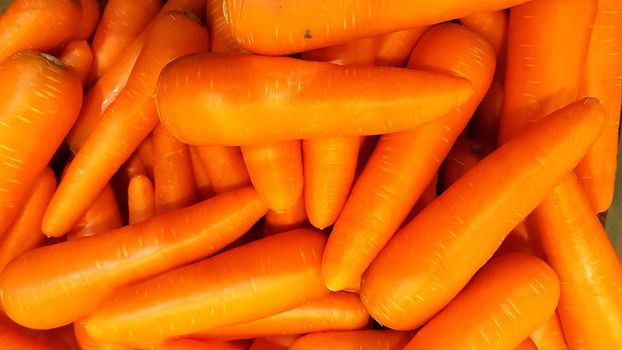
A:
[
  {"left": 459, "top": 11, "right": 507, "bottom": 58},
  {"left": 138, "top": 135, "right": 156, "bottom": 180},
  {"left": 575, "top": 0, "right": 622, "bottom": 212},
  {"left": 194, "top": 292, "right": 369, "bottom": 340},
  {"left": 263, "top": 195, "right": 308, "bottom": 237},
  {"left": 0, "top": 50, "right": 82, "bottom": 236},
  {"left": 154, "top": 339, "right": 251, "bottom": 350},
  {"left": 153, "top": 125, "right": 197, "bottom": 214},
  {"left": 68, "top": 184, "right": 123, "bottom": 240},
  {"left": 0, "top": 168, "right": 55, "bottom": 273},
  {"left": 403, "top": 253, "right": 560, "bottom": 350},
  {"left": 289, "top": 330, "right": 413, "bottom": 350},
  {"left": 0, "top": 0, "right": 82, "bottom": 62},
  {"left": 196, "top": 145, "right": 251, "bottom": 194},
  {"left": 515, "top": 339, "right": 539, "bottom": 350},
  {"left": 359, "top": 98, "right": 605, "bottom": 330},
  {"left": 74, "top": 320, "right": 133, "bottom": 350},
  {"left": 0, "top": 317, "right": 64, "bottom": 350},
  {"left": 42, "top": 11, "right": 210, "bottom": 237},
  {"left": 405, "top": 175, "right": 438, "bottom": 220},
  {"left": 375, "top": 27, "right": 430, "bottom": 67},
  {"left": 59, "top": 40, "right": 94, "bottom": 85},
  {"left": 322, "top": 23, "right": 496, "bottom": 291},
  {"left": 224, "top": 0, "right": 530, "bottom": 55},
  {"left": 73, "top": 0, "right": 101, "bottom": 41},
  {"left": 530, "top": 311, "right": 569, "bottom": 350},
  {"left": 249, "top": 337, "right": 290, "bottom": 350},
  {"left": 84, "top": 228, "right": 330, "bottom": 344},
  {"left": 206, "top": 0, "right": 247, "bottom": 54},
  {"left": 128, "top": 175, "right": 156, "bottom": 225},
  {"left": 0, "top": 187, "right": 266, "bottom": 330},
  {"left": 189, "top": 146, "right": 215, "bottom": 200},
  {"left": 468, "top": 76, "right": 505, "bottom": 143},
  {"left": 301, "top": 37, "right": 379, "bottom": 66},
  {"left": 440, "top": 138, "right": 495, "bottom": 190}
]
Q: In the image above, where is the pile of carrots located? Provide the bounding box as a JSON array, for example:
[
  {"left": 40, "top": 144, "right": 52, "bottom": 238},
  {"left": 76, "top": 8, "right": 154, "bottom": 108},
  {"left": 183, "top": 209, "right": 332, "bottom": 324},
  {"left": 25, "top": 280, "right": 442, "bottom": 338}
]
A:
[{"left": 0, "top": 0, "right": 620, "bottom": 349}]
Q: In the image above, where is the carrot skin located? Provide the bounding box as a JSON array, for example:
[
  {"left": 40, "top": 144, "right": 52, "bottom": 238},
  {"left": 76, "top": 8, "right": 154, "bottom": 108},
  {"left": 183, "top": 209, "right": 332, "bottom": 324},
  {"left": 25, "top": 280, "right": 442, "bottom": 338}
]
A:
[
  {"left": 289, "top": 330, "right": 413, "bottom": 350},
  {"left": 128, "top": 175, "right": 156, "bottom": 225},
  {"left": 189, "top": 146, "right": 215, "bottom": 200},
  {"left": 263, "top": 195, "right": 309, "bottom": 237},
  {"left": 67, "top": 183, "right": 123, "bottom": 240},
  {"left": 530, "top": 311, "right": 569, "bottom": 350},
  {"left": 515, "top": 339, "right": 539, "bottom": 350},
  {"left": 375, "top": 27, "right": 430, "bottom": 67},
  {"left": 59, "top": 40, "right": 94, "bottom": 85},
  {"left": 196, "top": 146, "right": 251, "bottom": 194},
  {"left": 73, "top": 0, "right": 101, "bottom": 41}
]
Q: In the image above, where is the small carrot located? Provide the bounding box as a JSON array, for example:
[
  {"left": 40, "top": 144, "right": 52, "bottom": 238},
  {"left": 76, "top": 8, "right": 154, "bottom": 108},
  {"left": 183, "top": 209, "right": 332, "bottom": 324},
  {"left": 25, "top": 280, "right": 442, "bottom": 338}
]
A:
[
  {"left": 59, "top": 40, "right": 94, "bottom": 85},
  {"left": 138, "top": 135, "right": 156, "bottom": 180},
  {"left": 515, "top": 339, "right": 539, "bottom": 350},
  {"left": 206, "top": 0, "right": 247, "bottom": 54},
  {"left": 0, "top": 50, "right": 82, "bottom": 236},
  {"left": 360, "top": 98, "right": 605, "bottom": 330},
  {"left": 128, "top": 175, "right": 156, "bottom": 225},
  {"left": 196, "top": 146, "right": 251, "bottom": 194},
  {"left": 301, "top": 37, "right": 379, "bottom": 66},
  {"left": 189, "top": 146, "right": 215, "bottom": 200},
  {"left": 440, "top": 138, "right": 495, "bottom": 190},
  {"left": 403, "top": 253, "right": 560, "bottom": 350},
  {"left": 263, "top": 195, "right": 308, "bottom": 237},
  {"left": 0, "top": 0, "right": 82, "bottom": 62},
  {"left": 43, "top": 11, "right": 210, "bottom": 237},
  {"left": 375, "top": 27, "right": 430, "bottom": 67},
  {"left": 73, "top": 0, "right": 101, "bottom": 41},
  {"left": 289, "top": 330, "right": 413, "bottom": 350},
  {"left": 530, "top": 311, "right": 569, "bottom": 350},
  {"left": 0, "top": 187, "right": 266, "bottom": 330},
  {"left": 156, "top": 53, "right": 474, "bottom": 146},
  {"left": 68, "top": 184, "right": 123, "bottom": 240},
  {"left": 84, "top": 228, "right": 330, "bottom": 344}
]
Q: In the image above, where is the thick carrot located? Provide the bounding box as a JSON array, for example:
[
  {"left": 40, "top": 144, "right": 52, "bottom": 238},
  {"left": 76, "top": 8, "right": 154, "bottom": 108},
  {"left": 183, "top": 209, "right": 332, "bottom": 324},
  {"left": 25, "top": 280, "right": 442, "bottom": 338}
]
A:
[
  {"left": 0, "top": 168, "right": 55, "bottom": 273},
  {"left": 196, "top": 146, "right": 251, "bottom": 194},
  {"left": 84, "top": 228, "right": 330, "bottom": 344},
  {"left": 153, "top": 125, "right": 197, "bottom": 214},
  {"left": 42, "top": 11, "right": 210, "bottom": 237},
  {"left": 224, "top": 0, "right": 530, "bottom": 55},
  {"left": 575, "top": 0, "right": 622, "bottom": 212},
  {"left": 128, "top": 175, "right": 156, "bottom": 225},
  {"left": 530, "top": 311, "right": 569, "bottom": 350},
  {"left": 515, "top": 339, "right": 539, "bottom": 350},
  {"left": 59, "top": 40, "right": 94, "bottom": 85},
  {"left": 0, "top": 50, "right": 82, "bottom": 236},
  {"left": 289, "top": 330, "right": 413, "bottom": 350},
  {"left": 0, "top": 187, "right": 266, "bottom": 329},
  {"left": 73, "top": 0, "right": 101, "bottom": 41},
  {"left": 0, "top": 0, "right": 82, "bottom": 62},
  {"left": 263, "top": 195, "right": 308, "bottom": 237},
  {"left": 301, "top": 37, "right": 379, "bottom": 66},
  {"left": 206, "top": 0, "right": 247, "bottom": 54},
  {"left": 360, "top": 98, "right": 605, "bottom": 330},
  {"left": 68, "top": 184, "right": 123, "bottom": 240},
  {"left": 404, "top": 253, "right": 560, "bottom": 350},
  {"left": 155, "top": 53, "right": 474, "bottom": 146},
  {"left": 375, "top": 27, "right": 430, "bottom": 67},
  {"left": 195, "top": 292, "right": 369, "bottom": 339},
  {"left": 189, "top": 146, "right": 215, "bottom": 200},
  {"left": 322, "top": 23, "right": 495, "bottom": 291},
  {"left": 440, "top": 138, "right": 495, "bottom": 190}
]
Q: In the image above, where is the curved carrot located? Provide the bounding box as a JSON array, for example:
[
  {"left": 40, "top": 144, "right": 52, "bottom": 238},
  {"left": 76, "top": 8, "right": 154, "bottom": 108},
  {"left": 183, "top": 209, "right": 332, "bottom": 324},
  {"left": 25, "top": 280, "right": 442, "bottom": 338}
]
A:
[
  {"left": 322, "top": 23, "right": 496, "bottom": 291},
  {"left": 0, "top": 0, "right": 82, "bottom": 62},
  {"left": 59, "top": 40, "right": 94, "bottom": 85},
  {"left": 128, "top": 175, "right": 156, "bottom": 225},
  {"left": 0, "top": 168, "right": 55, "bottom": 273},
  {"left": 290, "top": 330, "right": 413, "bottom": 350},
  {"left": 375, "top": 27, "right": 429, "bottom": 67},
  {"left": 0, "top": 187, "right": 266, "bottom": 330},
  {"left": 301, "top": 37, "right": 379, "bottom": 66},
  {"left": 515, "top": 339, "right": 539, "bottom": 350},
  {"left": 84, "top": 228, "right": 330, "bottom": 344},
  {"left": 440, "top": 138, "right": 495, "bottom": 190},
  {"left": 263, "top": 195, "right": 308, "bottom": 237},
  {"left": 224, "top": 0, "right": 530, "bottom": 55},
  {"left": 530, "top": 311, "right": 569, "bottom": 350},
  {"left": 404, "top": 253, "right": 559, "bottom": 350},
  {"left": 68, "top": 184, "right": 123, "bottom": 240},
  {"left": 206, "top": 0, "right": 247, "bottom": 54},
  {"left": 189, "top": 146, "right": 215, "bottom": 200},
  {"left": 153, "top": 125, "right": 197, "bottom": 214},
  {"left": 195, "top": 292, "right": 369, "bottom": 339},
  {"left": 360, "top": 98, "right": 605, "bottom": 330},
  {"left": 43, "top": 11, "right": 210, "bottom": 237},
  {"left": 156, "top": 53, "right": 474, "bottom": 146},
  {"left": 0, "top": 50, "right": 82, "bottom": 236},
  {"left": 196, "top": 145, "right": 251, "bottom": 194},
  {"left": 73, "top": 0, "right": 101, "bottom": 41}
]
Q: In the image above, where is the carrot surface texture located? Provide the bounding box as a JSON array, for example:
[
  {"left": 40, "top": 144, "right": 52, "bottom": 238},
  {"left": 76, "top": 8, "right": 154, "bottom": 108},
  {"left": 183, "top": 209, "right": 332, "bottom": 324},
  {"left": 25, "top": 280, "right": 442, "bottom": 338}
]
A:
[
  {"left": 360, "top": 98, "right": 604, "bottom": 330},
  {"left": 0, "top": 187, "right": 266, "bottom": 330},
  {"left": 128, "top": 175, "right": 156, "bottom": 225},
  {"left": 515, "top": 339, "right": 539, "bottom": 350},
  {"left": 67, "top": 183, "right": 122, "bottom": 240},
  {"left": 263, "top": 195, "right": 308, "bottom": 236},
  {"left": 322, "top": 23, "right": 496, "bottom": 291},
  {"left": 374, "top": 27, "right": 429, "bottom": 67},
  {"left": 0, "top": 50, "right": 82, "bottom": 236},
  {"left": 530, "top": 311, "right": 569, "bottom": 350},
  {"left": 73, "top": 0, "right": 101, "bottom": 41},
  {"left": 42, "top": 11, "right": 210, "bottom": 237},
  {"left": 289, "top": 330, "right": 413, "bottom": 350},
  {"left": 84, "top": 228, "right": 330, "bottom": 344},
  {"left": 197, "top": 145, "right": 251, "bottom": 194},
  {"left": 189, "top": 146, "right": 215, "bottom": 200},
  {"left": 155, "top": 53, "right": 474, "bottom": 145},
  {"left": 59, "top": 40, "right": 94, "bottom": 85}
]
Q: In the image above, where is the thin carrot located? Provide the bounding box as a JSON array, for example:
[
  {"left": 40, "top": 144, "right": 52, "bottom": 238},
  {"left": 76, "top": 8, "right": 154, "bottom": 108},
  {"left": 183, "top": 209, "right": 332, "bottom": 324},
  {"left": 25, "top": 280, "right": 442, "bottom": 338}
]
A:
[
  {"left": 0, "top": 0, "right": 82, "bottom": 62},
  {"left": 42, "top": 11, "right": 210, "bottom": 237},
  {"left": 153, "top": 125, "right": 197, "bottom": 214},
  {"left": 360, "top": 98, "right": 605, "bottom": 330},
  {"left": 515, "top": 339, "right": 539, "bottom": 350},
  {"left": 289, "top": 330, "right": 413, "bottom": 350},
  {"left": 68, "top": 184, "right": 123, "bottom": 240},
  {"left": 322, "top": 23, "right": 496, "bottom": 291},
  {"left": 263, "top": 195, "right": 308, "bottom": 237},
  {"left": 73, "top": 0, "right": 101, "bottom": 41},
  {"left": 206, "top": 0, "right": 247, "bottom": 54},
  {"left": 530, "top": 311, "right": 569, "bottom": 350},
  {"left": 59, "top": 40, "right": 93, "bottom": 85},
  {"left": 0, "top": 50, "right": 82, "bottom": 236},
  {"left": 128, "top": 175, "right": 156, "bottom": 225},
  {"left": 0, "top": 187, "right": 266, "bottom": 330},
  {"left": 84, "top": 228, "right": 330, "bottom": 344},
  {"left": 138, "top": 135, "right": 155, "bottom": 180},
  {"left": 440, "top": 138, "right": 495, "bottom": 190},
  {"left": 196, "top": 146, "right": 251, "bottom": 194},
  {"left": 404, "top": 253, "right": 559, "bottom": 350},
  {"left": 375, "top": 27, "right": 430, "bottom": 67},
  {"left": 301, "top": 37, "right": 379, "bottom": 66},
  {"left": 189, "top": 146, "right": 215, "bottom": 200},
  {"left": 195, "top": 292, "right": 369, "bottom": 340}
]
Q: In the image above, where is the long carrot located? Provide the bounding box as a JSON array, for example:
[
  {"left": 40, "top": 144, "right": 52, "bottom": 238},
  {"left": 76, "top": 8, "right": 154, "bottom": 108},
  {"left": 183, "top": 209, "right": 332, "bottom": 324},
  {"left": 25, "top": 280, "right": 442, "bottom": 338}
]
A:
[
  {"left": 128, "top": 175, "right": 156, "bottom": 225},
  {"left": 263, "top": 195, "right": 308, "bottom": 237},
  {"left": 375, "top": 27, "right": 429, "bottom": 67},
  {"left": 68, "top": 183, "right": 123, "bottom": 240},
  {"left": 289, "top": 330, "right": 413, "bottom": 350},
  {"left": 0, "top": 187, "right": 266, "bottom": 330},
  {"left": 515, "top": 339, "right": 539, "bottom": 350},
  {"left": 404, "top": 253, "right": 559, "bottom": 350},
  {"left": 42, "top": 11, "right": 210, "bottom": 237},
  {"left": 59, "top": 40, "right": 94, "bottom": 85},
  {"left": 73, "top": 0, "right": 101, "bottom": 41},
  {"left": 359, "top": 98, "right": 605, "bottom": 330},
  {"left": 0, "top": 0, "right": 82, "bottom": 62},
  {"left": 189, "top": 146, "right": 215, "bottom": 200},
  {"left": 84, "top": 228, "right": 330, "bottom": 344},
  {"left": 322, "top": 23, "right": 496, "bottom": 291},
  {"left": 206, "top": 0, "right": 247, "bottom": 54},
  {"left": 530, "top": 311, "right": 569, "bottom": 350},
  {"left": 196, "top": 146, "right": 251, "bottom": 194},
  {"left": 0, "top": 50, "right": 82, "bottom": 236},
  {"left": 195, "top": 292, "right": 369, "bottom": 339},
  {"left": 440, "top": 138, "right": 495, "bottom": 190}
]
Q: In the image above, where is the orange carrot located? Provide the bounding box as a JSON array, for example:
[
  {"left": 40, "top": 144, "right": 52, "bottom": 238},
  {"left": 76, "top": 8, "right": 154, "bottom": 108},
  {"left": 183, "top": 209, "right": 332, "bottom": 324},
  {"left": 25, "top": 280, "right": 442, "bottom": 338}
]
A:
[
  {"left": 440, "top": 138, "right": 495, "bottom": 190},
  {"left": 289, "top": 330, "right": 413, "bottom": 350},
  {"left": 515, "top": 339, "right": 539, "bottom": 350},
  {"left": 195, "top": 292, "right": 369, "bottom": 340},
  {"left": 0, "top": 316, "right": 65, "bottom": 350},
  {"left": 530, "top": 311, "right": 569, "bottom": 350},
  {"left": 0, "top": 50, "right": 82, "bottom": 236},
  {"left": 68, "top": 184, "right": 123, "bottom": 240},
  {"left": 404, "top": 253, "right": 559, "bottom": 350},
  {"left": 153, "top": 125, "right": 197, "bottom": 214},
  {"left": 375, "top": 27, "right": 430, "bottom": 67},
  {"left": 249, "top": 337, "right": 291, "bottom": 350},
  {"left": 322, "top": 23, "right": 495, "bottom": 291},
  {"left": 301, "top": 37, "right": 379, "bottom": 66},
  {"left": 206, "top": 0, "right": 247, "bottom": 54},
  {"left": 360, "top": 98, "right": 605, "bottom": 330},
  {"left": 73, "top": 0, "right": 101, "bottom": 41},
  {"left": 196, "top": 146, "right": 251, "bottom": 194},
  {"left": 468, "top": 76, "right": 505, "bottom": 143},
  {"left": 84, "top": 229, "right": 330, "bottom": 344},
  {"left": 459, "top": 11, "right": 507, "bottom": 58},
  {"left": 128, "top": 175, "right": 156, "bottom": 225},
  {"left": 189, "top": 146, "right": 215, "bottom": 200},
  {"left": 0, "top": 187, "right": 266, "bottom": 330},
  {"left": 138, "top": 135, "right": 155, "bottom": 180},
  {"left": 155, "top": 53, "right": 474, "bottom": 146},
  {"left": 405, "top": 175, "right": 438, "bottom": 220},
  {"left": 59, "top": 40, "right": 94, "bottom": 85},
  {"left": 42, "top": 11, "right": 210, "bottom": 237},
  {"left": 263, "top": 195, "right": 308, "bottom": 237},
  {"left": 154, "top": 339, "right": 251, "bottom": 350},
  {"left": 0, "top": 0, "right": 82, "bottom": 62},
  {"left": 74, "top": 320, "right": 133, "bottom": 350}
]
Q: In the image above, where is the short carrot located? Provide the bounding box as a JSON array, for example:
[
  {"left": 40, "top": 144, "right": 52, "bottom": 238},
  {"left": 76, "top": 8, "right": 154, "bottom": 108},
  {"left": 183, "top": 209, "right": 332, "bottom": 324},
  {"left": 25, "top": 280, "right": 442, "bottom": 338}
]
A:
[
  {"left": 375, "top": 27, "right": 430, "bottom": 67},
  {"left": 189, "top": 146, "right": 215, "bottom": 200},
  {"left": 59, "top": 40, "right": 94, "bottom": 85},
  {"left": 196, "top": 145, "right": 251, "bottom": 194},
  {"left": 42, "top": 11, "right": 210, "bottom": 237},
  {"left": 440, "top": 138, "right": 495, "bottom": 190},
  {"left": 289, "top": 330, "right": 413, "bottom": 350},
  {"left": 360, "top": 98, "right": 605, "bottom": 330},
  {"left": 322, "top": 23, "right": 496, "bottom": 291},
  {"left": 263, "top": 195, "right": 308, "bottom": 237},
  {"left": 155, "top": 53, "right": 474, "bottom": 146},
  {"left": 515, "top": 339, "right": 539, "bottom": 350},
  {"left": 403, "top": 253, "right": 560, "bottom": 350},
  {"left": 530, "top": 311, "right": 569, "bottom": 350},
  {"left": 128, "top": 175, "right": 156, "bottom": 225},
  {"left": 0, "top": 186, "right": 267, "bottom": 330},
  {"left": 67, "top": 183, "right": 123, "bottom": 240},
  {"left": 0, "top": 50, "right": 82, "bottom": 236},
  {"left": 73, "top": 0, "right": 101, "bottom": 41},
  {"left": 205, "top": 0, "right": 247, "bottom": 54},
  {"left": 84, "top": 228, "right": 330, "bottom": 344}
]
